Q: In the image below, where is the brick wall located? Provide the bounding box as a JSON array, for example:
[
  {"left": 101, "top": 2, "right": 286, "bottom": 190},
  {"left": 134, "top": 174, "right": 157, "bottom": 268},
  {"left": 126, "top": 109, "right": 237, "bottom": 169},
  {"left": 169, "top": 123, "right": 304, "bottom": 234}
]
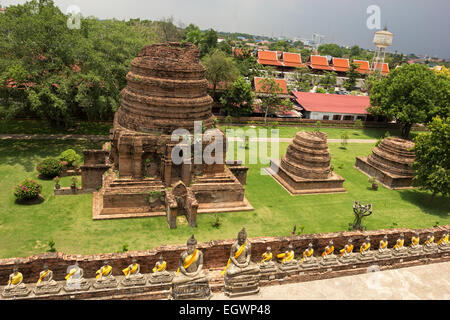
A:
[{"left": 0, "top": 225, "right": 448, "bottom": 284}]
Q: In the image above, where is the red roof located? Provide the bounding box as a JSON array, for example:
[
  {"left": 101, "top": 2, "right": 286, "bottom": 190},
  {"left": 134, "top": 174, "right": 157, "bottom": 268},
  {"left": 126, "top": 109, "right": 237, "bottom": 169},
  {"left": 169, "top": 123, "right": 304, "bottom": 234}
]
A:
[
  {"left": 254, "top": 77, "right": 288, "bottom": 94},
  {"left": 332, "top": 58, "right": 350, "bottom": 72},
  {"left": 353, "top": 60, "right": 370, "bottom": 74},
  {"left": 309, "top": 55, "right": 334, "bottom": 71},
  {"left": 282, "top": 52, "right": 304, "bottom": 68},
  {"left": 257, "top": 51, "right": 284, "bottom": 66},
  {"left": 372, "top": 62, "right": 389, "bottom": 74},
  {"left": 293, "top": 92, "right": 370, "bottom": 115}
]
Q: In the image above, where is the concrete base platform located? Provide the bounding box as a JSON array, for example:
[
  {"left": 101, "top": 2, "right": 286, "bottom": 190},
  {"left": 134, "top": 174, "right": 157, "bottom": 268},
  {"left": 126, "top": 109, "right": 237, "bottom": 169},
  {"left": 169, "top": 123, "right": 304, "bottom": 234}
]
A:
[{"left": 266, "top": 159, "right": 346, "bottom": 195}]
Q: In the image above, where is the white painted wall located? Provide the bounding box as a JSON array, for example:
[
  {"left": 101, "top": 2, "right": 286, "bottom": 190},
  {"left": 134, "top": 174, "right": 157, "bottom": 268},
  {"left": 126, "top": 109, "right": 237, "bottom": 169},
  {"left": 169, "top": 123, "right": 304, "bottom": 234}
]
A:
[{"left": 308, "top": 112, "right": 367, "bottom": 121}]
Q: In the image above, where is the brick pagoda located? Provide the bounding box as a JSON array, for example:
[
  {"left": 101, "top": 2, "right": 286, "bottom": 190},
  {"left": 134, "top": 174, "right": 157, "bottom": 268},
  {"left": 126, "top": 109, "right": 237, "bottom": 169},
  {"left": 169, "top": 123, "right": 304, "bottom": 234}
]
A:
[
  {"left": 355, "top": 137, "right": 415, "bottom": 189},
  {"left": 266, "top": 131, "right": 345, "bottom": 194},
  {"left": 80, "top": 43, "right": 252, "bottom": 227}
]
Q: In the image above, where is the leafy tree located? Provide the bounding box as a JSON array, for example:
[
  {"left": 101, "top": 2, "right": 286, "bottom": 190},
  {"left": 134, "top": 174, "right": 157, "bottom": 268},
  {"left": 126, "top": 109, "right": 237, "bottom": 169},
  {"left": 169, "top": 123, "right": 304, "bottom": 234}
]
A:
[
  {"left": 184, "top": 23, "right": 202, "bottom": 45},
  {"left": 153, "top": 16, "right": 183, "bottom": 42},
  {"left": 320, "top": 71, "right": 337, "bottom": 90},
  {"left": 202, "top": 49, "right": 239, "bottom": 101},
  {"left": 199, "top": 28, "right": 218, "bottom": 57},
  {"left": 368, "top": 64, "right": 450, "bottom": 138},
  {"left": 0, "top": 0, "right": 152, "bottom": 127},
  {"left": 257, "top": 77, "right": 293, "bottom": 123},
  {"left": 411, "top": 116, "right": 449, "bottom": 203},
  {"left": 349, "top": 45, "right": 361, "bottom": 58},
  {"left": 318, "top": 43, "right": 344, "bottom": 57},
  {"left": 361, "top": 70, "right": 381, "bottom": 94},
  {"left": 220, "top": 76, "right": 254, "bottom": 117},
  {"left": 344, "top": 62, "right": 359, "bottom": 91}
]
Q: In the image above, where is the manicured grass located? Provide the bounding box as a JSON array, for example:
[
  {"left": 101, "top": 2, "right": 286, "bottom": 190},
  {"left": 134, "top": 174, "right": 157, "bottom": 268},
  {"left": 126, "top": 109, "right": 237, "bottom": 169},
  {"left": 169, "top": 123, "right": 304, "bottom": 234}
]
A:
[
  {"left": 0, "top": 139, "right": 447, "bottom": 259},
  {"left": 0, "top": 119, "right": 112, "bottom": 135},
  {"left": 219, "top": 125, "right": 419, "bottom": 140}
]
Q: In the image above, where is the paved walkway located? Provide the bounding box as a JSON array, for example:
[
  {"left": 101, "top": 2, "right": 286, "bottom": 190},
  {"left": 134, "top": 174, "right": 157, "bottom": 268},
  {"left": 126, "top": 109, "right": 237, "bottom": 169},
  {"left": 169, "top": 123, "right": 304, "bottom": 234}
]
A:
[
  {"left": 0, "top": 134, "right": 377, "bottom": 144},
  {"left": 212, "top": 261, "right": 450, "bottom": 300}
]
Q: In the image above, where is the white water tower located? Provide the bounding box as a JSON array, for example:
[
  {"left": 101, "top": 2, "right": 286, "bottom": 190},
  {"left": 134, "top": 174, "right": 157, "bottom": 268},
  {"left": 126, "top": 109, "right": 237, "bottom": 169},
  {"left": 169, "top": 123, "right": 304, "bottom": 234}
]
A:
[{"left": 371, "top": 28, "right": 393, "bottom": 78}]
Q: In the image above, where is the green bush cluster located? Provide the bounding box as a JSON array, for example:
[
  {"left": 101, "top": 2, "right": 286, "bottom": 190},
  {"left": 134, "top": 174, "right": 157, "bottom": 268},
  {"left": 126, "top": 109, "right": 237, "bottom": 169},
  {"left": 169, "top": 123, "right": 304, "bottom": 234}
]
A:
[
  {"left": 14, "top": 179, "right": 42, "bottom": 201},
  {"left": 36, "top": 158, "right": 62, "bottom": 178},
  {"left": 59, "top": 149, "right": 82, "bottom": 167}
]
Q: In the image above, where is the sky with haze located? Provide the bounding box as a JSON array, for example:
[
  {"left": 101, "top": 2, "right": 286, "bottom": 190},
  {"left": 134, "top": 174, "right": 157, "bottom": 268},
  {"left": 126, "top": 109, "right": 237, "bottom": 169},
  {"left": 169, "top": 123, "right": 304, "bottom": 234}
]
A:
[{"left": 2, "top": 0, "right": 449, "bottom": 58}]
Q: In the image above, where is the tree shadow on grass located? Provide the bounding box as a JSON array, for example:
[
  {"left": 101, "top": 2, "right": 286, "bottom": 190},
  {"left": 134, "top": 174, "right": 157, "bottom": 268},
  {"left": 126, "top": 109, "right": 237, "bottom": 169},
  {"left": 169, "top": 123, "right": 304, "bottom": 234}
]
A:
[
  {"left": 0, "top": 140, "right": 102, "bottom": 172},
  {"left": 398, "top": 189, "right": 450, "bottom": 218}
]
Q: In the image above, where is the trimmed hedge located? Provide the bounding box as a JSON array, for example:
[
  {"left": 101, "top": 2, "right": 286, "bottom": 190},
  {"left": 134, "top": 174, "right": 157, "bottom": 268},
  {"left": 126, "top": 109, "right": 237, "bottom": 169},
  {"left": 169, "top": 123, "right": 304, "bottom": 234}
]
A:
[{"left": 36, "top": 158, "right": 63, "bottom": 178}]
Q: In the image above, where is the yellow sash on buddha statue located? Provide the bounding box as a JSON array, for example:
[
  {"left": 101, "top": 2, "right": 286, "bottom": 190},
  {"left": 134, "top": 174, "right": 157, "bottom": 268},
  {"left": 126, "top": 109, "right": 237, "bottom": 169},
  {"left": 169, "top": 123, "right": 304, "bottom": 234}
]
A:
[
  {"left": 123, "top": 263, "right": 138, "bottom": 276},
  {"left": 221, "top": 242, "right": 246, "bottom": 275},
  {"left": 322, "top": 246, "right": 334, "bottom": 257},
  {"left": 339, "top": 244, "right": 353, "bottom": 257},
  {"left": 411, "top": 237, "right": 419, "bottom": 246},
  {"left": 277, "top": 250, "right": 294, "bottom": 263},
  {"left": 301, "top": 248, "right": 314, "bottom": 262},
  {"left": 261, "top": 252, "right": 272, "bottom": 263},
  {"left": 152, "top": 261, "right": 166, "bottom": 273},
  {"left": 176, "top": 249, "right": 199, "bottom": 274},
  {"left": 10, "top": 273, "right": 23, "bottom": 285},
  {"left": 380, "top": 240, "right": 388, "bottom": 249},
  {"left": 65, "top": 268, "right": 77, "bottom": 281},
  {"left": 360, "top": 243, "right": 370, "bottom": 253},
  {"left": 425, "top": 236, "right": 434, "bottom": 245},
  {"left": 96, "top": 265, "right": 112, "bottom": 280},
  {"left": 37, "top": 269, "right": 50, "bottom": 284},
  {"left": 394, "top": 239, "right": 404, "bottom": 249},
  {"left": 438, "top": 235, "right": 449, "bottom": 245}
]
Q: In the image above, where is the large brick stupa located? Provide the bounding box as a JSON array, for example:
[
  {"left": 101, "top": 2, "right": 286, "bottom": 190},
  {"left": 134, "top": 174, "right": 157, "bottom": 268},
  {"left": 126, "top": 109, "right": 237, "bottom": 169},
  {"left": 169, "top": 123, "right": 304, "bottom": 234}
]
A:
[
  {"left": 80, "top": 43, "right": 252, "bottom": 228},
  {"left": 266, "top": 131, "right": 346, "bottom": 195}
]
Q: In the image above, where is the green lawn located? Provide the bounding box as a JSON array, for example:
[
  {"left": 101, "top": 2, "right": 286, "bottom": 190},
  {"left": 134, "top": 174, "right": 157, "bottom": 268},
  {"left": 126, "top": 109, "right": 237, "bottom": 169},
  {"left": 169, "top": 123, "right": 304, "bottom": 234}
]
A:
[
  {"left": 0, "top": 139, "right": 447, "bottom": 259},
  {"left": 0, "top": 119, "right": 421, "bottom": 140}
]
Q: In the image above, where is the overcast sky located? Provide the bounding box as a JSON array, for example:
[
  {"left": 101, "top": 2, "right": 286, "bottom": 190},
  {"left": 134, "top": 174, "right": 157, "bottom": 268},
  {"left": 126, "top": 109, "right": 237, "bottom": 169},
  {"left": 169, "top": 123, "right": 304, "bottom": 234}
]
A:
[{"left": 3, "top": 0, "right": 450, "bottom": 58}]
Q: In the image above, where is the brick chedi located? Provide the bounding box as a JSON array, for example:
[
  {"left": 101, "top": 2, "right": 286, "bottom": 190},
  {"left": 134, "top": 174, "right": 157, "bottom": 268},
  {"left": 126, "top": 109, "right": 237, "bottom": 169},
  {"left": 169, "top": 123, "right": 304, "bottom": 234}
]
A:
[
  {"left": 267, "top": 131, "right": 345, "bottom": 194},
  {"left": 355, "top": 137, "right": 415, "bottom": 189},
  {"left": 81, "top": 43, "right": 252, "bottom": 228}
]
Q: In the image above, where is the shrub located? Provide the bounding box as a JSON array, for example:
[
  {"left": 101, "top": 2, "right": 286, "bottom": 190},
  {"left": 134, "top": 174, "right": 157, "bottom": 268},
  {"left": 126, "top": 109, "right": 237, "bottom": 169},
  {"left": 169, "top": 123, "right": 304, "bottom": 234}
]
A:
[
  {"left": 14, "top": 179, "right": 42, "bottom": 201},
  {"left": 315, "top": 87, "right": 326, "bottom": 93},
  {"left": 37, "top": 158, "right": 63, "bottom": 178},
  {"left": 59, "top": 149, "right": 82, "bottom": 167}
]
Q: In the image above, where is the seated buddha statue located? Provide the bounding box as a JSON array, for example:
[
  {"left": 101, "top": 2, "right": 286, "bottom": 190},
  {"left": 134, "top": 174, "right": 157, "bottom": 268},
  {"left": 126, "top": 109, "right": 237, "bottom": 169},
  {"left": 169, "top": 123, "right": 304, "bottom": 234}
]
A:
[
  {"left": 299, "top": 243, "right": 318, "bottom": 269},
  {"left": 149, "top": 254, "right": 173, "bottom": 284},
  {"left": 259, "top": 246, "right": 277, "bottom": 273},
  {"left": 222, "top": 227, "right": 260, "bottom": 297},
  {"left": 376, "top": 235, "right": 392, "bottom": 259},
  {"left": 277, "top": 244, "right": 298, "bottom": 272},
  {"left": 172, "top": 235, "right": 211, "bottom": 299},
  {"left": 437, "top": 231, "right": 450, "bottom": 251},
  {"left": 339, "top": 239, "right": 356, "bottom": 263},
  {"left": 93, "top": 260, "right": 117, "bottom": 289},
  {"left": 64, "top": 261, "right": 90, "bottom": 292},
  {"left": 34, "top": 263, "right": 60, "bottom": 295},
  {"left": 409, "top": 231, "right": 423, "bottom": 255},
  {"left": 320, "top": 240, "right": 338, "bottom": 266},
  {"left": 121, "top": 258, "right": 146, "bottom": 287},
  {"left": 423, "top": 232, "right": 438, "bottom": 253},
  {"left": 2, "top": 265, "right": 30, "bottom": 298},
  {"left": 358, "top": 236, "right": 374, "bottom": 261},
  {"left": 392, "top": 233, "right": 408, "bottom": 257},
  {"left": 222, "top": 228, "right": 259, "bottom": 277}
]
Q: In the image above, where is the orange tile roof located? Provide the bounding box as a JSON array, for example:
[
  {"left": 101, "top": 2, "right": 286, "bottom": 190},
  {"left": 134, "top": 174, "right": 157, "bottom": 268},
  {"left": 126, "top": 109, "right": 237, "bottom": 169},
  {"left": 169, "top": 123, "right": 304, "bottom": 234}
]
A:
[
  {"left": 353, "top": 60, "right": 370, "bottom": 74},
  {"left": 282, "top": 52, "right": 304, "bottom": 68},
  {"left": 332, "top": 58, "right": 350, "bottom": 72},
  {"left": 372, "top": 62, "right": 389, "bottom": 74},
  {"left": 254, "top": 77, "right": 288, "bottom": 94},
  {"left": 257, "top": 50, "right": 284, "bottom": 66},
  {"left": 309, "top": 55, "right": 334, "bottom": 71}
]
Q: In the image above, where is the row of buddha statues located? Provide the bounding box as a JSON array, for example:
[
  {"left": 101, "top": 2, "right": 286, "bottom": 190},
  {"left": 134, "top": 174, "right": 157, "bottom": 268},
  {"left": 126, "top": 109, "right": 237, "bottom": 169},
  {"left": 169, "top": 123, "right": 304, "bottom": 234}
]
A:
[{"left": 2, "top": 229, "right": 449, "bottom": 299}]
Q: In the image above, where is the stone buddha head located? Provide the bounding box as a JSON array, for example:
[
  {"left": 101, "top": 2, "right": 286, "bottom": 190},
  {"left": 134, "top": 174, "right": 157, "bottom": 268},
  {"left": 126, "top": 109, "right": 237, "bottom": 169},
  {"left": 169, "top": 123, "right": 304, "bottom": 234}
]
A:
[
  {"left": 187, "top": 235, "right": 197, "bottom": 254},
  {"left": 238, "top": 227, "right": 247, "bottom": 245},
  {"left": 266, "top": 246, "right": 272, "bottom": 253},
  {"left": 308, "top": 243, "right": 313, "bottom": 249}
]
